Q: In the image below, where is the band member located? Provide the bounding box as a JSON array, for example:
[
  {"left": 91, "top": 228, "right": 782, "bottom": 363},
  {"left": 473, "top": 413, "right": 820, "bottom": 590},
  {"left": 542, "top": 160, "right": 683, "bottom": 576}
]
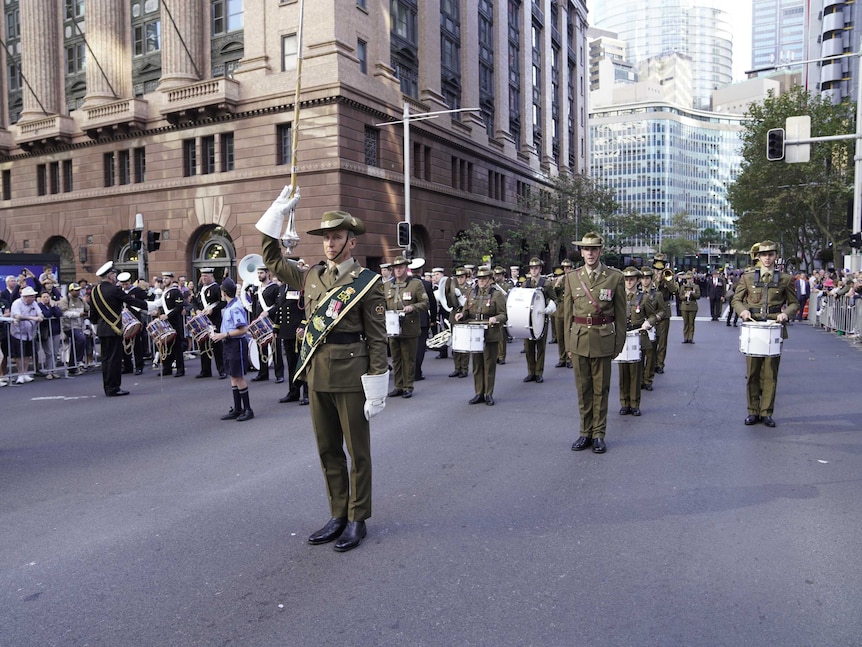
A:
[
  {"left": 563, "top": 233, "right": 626, "bottom": 454},
  {"left": 679, "top": 272, "right": 700, "bottom": 343},
  {"left": 118, "top": 271, "right": 147, "bottom": 375},
  {"left": 275, "top": 274, "right": 308, "bottom": 405},
  {"left": 259, "top": 198, "right": 389, "bottom": 553},
  {"left": 159, "top": 273, "right": 186, "bottom": 376},
  {"left": 431, "top": 266, "right": 449, "bottom": 359},
  {"left": 251, "top": 265, "right": 280, "bottom": 382},
  {"left": 454, "top": 267, "right": 507, "bottom": 405},
  {"left": 618, "top": 267, "right": 659, "bottom": 416},
  {"left": 522, "top": 257, "right": 556, "bottom": 383},
  {"left": 553, "top": 259, "right": 574, "bottom": 368},
  {"left": 651, "top": 253, "right": 677, "bottom": 374},
  {"left": 493, "top": 266, "right": 513, "bottom": 364},
  {"left": 210, "top": 278, "right": 254, "bottom": 422},
  {"left": 89, "top": 262, "right": 147, "bottom": 396},
  {"left": 447, "top": 267, "right": 470, "bottom": 377},
  {"left": 707, "top": 268, "right": 727, "bottom": 321},
  {"left": 195, "top": 267, "right": 226, "bottom": 379},
  {"left": 410, "top": 258, "right": 435, "bottom": 382},
  {"left": 639, "top": 268, "right": 666, "bottom": 391},
  {"left": 384, "top": 256, "right": 429, "bottom": 398},
  {"left": 731, "top": 240, "right": 798, "bottom": 427}
]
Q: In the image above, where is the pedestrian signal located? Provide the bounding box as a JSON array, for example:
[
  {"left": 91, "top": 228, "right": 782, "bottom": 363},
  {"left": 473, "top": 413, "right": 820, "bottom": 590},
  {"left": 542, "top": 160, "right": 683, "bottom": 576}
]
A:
[
  {"left": 850, "top": 232, "right": 862, "bottom": 249},
  {"left": 766, "top": 128, "right": 785, "bottom": 161},
  {"left": 129, "top": 229, "right": 143, "bottom": 251},
  {"left": 146, "top": 230, "right": 161, "bottom": 252},
  {"left": 397, "top": 221, "right": 411, "bottom": 248}
]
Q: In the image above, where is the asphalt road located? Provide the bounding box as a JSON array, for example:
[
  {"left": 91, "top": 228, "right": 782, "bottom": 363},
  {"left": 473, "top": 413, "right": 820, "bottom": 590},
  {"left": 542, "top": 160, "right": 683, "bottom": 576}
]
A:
[{"left": 2, "top": 318, "right": 861, "bottom": 647}]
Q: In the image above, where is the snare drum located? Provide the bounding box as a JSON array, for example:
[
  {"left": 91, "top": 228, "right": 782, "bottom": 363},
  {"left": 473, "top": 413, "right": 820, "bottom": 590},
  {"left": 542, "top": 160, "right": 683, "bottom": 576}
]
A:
[
  {"left": 739, "top": 321, "right": 782, "bottom": 357},
  {"left": 121, "top": 309, "right": 142, "bottom": 339},
  {"left": 451, "top": 324, "right": 486, "bottom": 353},
  {"left": 146, "top": 319, "right": 176, "bottom": 344},
  {"left": 506, "top": 287, "right": 547, "bottom": 340},
  {"left": 385, "top": 310, "right": 402, "bottom": 337},
  {"left": 186, "top": 313, "right": 214, "bottom": 343},
  {"left": 248, "top": 316, "right": 274, "bottom": 345},
  {"left": 613, "top": 330, "right": 642, "bottom": 363}
]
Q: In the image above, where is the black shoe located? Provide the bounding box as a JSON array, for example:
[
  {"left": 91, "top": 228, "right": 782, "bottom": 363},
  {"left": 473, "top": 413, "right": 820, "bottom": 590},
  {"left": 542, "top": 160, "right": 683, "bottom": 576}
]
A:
[
  {"left": 572, "top": 436, "right": 592, "bottom": 451},
  {"left": 414, "top": 375, "right": 425, "bottom": 381},
  {"left": 566, "top": 362, "right": 572, "bottom": 369},
  {"left": 733, "top": 323, "right": 738, "bottom": 327},
  {"left": 107, "top": 389, "right": 129, "bottom": 397},
  {"left": 689, "top": 340, "right": 695, "bottom": 344},
  {"left": 299, "top": 397, "right": 309, "bottom": 405},
  {"left": 592, "top": 438, "right": 607, "bottom": 453},
  {"left": 388, "top": 388, "right": 402, "bottom": 397},
  {"left": 195, "top": 372, "right": 212, "bottom": 378},
  {"left": 174, "top": 371, "right": 185, "bottom": 377},
  {"left": 642, "top": 384, "right": 653, "bottom": 391},
  {"left": 221, "top": 409, "right": 240, "bottom": 420},
  {"left": 763, "top": 416, "right": 776, "bottom": 427},
  {"left": 275, "top": 377, "right": 284, "bottom": 384},
  {"left": 485, "top": 395, "right": 495, "bottom": 406},
  {"left": 555, "top": 361, "right": 566, "bottom": 368},
  {"left": 655, "top": 367, "right": 664, "bottom": 374},
  {"left": 468, "top": 394, "right": 485, "bottom": 404},
  {"left": 449, "top": 370, "right": 461, "bottom": 377},
  {"left": 334, "top": 520, "right": 367, "bottom": 552},
  {"left": 402, "top": 390, "right": 413, "bottom": 399},
  {"left": 497, "top": 359, "right": 506, "bottom": 365},
  {"left": 236, "top": 410, "right": 255, "bottom": 422},
  {"left": 523, "top": 375, "right": 535, "bottom": 382},
  {"left": 251, "top": 374, "right": 268, "bottom": 382},
  {"left": 121, "top": 368, "right": 133, "bottom": 374},
  {"left": 726, "top": 322, "right": 731, "bottom": 327},
  {"left": 619, "top": 407, "right": 631, "bottom": 415},
  {"left": 308, "top": 517, "right": 348, "bottom": 545},
  {"left": 631, "top": 408, "right": 641, "bottom": 416},
  {"left": 279, "top": 392, "right": 300, "bottom": 403},
  {"left": 535, "top": 375, "right": 544, "bottom": 383},
  {"left": 744, "top": 414, "right": 760, "bottom": 425},
  {"left": 458, "top": 371, "right": 468, "bottom": 378},
  {"left": 134, "top": 368, "right": 143, "bottom": 375},
  {"left": 218, "top": 373, "right": 227, "bottom": 379}
]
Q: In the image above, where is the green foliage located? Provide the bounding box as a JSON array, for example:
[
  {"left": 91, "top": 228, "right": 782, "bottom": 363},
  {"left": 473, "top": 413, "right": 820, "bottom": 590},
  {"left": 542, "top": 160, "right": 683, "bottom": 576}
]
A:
[
  {"left": 447, "top": 220, "right": 501, "bottom": 267},
  {"left": 661, "top": 211, "right": 700, "bottom": 266}
]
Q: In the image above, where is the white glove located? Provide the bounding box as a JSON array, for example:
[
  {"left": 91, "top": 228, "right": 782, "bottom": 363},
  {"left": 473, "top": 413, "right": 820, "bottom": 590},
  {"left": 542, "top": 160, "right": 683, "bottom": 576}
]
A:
[
  {"left": 255, "top": 185, "right": 301, "bottom": 238},
  {"left": 361, "top": 370, "right": 390, "bottom": 421},
  {"left": 544, "top": 300, "right": 557, "bottom": 315},
  {"left": 640, "top": 320, "right": 652, "bottom": 331}
]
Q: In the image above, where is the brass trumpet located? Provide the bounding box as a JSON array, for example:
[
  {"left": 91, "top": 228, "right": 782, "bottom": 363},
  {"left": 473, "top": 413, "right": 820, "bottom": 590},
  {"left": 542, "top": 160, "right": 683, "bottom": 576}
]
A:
[{"left": 661, "top": 268, "right": 675, "bottom": 282}]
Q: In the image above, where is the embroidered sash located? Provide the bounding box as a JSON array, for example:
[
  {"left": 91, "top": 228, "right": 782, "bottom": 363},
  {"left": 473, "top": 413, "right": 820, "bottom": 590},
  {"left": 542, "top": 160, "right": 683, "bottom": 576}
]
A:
[
  {"left": 295, "top": 268, "right": 380, "bottom": 378},
  {"left": 91, "top": 284, "right": 123, "bottom": 335}
]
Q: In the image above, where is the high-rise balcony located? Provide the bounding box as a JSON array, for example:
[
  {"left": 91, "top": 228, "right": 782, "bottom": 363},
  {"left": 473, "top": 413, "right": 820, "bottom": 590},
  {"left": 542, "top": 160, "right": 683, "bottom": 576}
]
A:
[
  {"left": 14, "top": 115, "right": 76, "bottom": 151},
  {"left": 160, "top": 78, "right": 240, "bottom": 125},
  {"left": 82, "top": 98, "right": 149, "bottom": 139}
]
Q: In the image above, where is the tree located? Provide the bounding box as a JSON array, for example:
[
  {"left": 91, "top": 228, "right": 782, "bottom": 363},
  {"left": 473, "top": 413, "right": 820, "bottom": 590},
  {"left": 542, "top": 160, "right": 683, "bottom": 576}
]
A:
[
  {"left": 448, "top": 220, "right": 501, "bottom": 267},
  {"left": 602, "top": 210, "right": 662, "bottom": 256},
  {"left": 661, "top": 211, "right": 699, "bottom": 268},
  {"left": 727, "top": 85, "right": 855, "bottom": 270}
]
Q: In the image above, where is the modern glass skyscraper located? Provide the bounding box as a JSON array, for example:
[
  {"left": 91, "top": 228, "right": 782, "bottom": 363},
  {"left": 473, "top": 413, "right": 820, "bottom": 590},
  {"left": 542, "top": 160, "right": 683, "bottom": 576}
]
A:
[
  {"left": 591, "top": 0, "right": 733, "bottom": 110},
  {"left": 751, "top": 0, "right": 805, "bottom": 71}
]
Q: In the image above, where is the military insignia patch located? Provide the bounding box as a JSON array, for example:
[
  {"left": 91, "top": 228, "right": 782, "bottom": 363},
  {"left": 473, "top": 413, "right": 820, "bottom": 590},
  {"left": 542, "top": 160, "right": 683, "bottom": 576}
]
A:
[{"left": 375, "top": 304, "right": 385, "bottom": 316}]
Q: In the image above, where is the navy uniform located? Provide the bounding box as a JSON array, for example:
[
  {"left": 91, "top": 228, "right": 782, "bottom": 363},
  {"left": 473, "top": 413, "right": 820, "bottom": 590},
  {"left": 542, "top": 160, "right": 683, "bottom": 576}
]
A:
[
  {"left": 274, "top": 277, "right": 308, "bottom": 404},
  {"left": 384, "top": 256, "right": 429, "bottom": 398},
  {"left": 563, "top": 233, "right": 626, "bottom": 454},
  {"left": 731, "top": 240, "right": 798, "bottom": 427},
  {"left": 679, "top": 273, "right": 700, "bottom": 343},
  {"left": 251, "top": 267, "right": 280, "bottom": 382},
  {"left": 160, "top": 275, "right": 186, "bottom": 376},
  {"left": 195, "top": 268, "right": 225, "bottom": 378},
  {"left": 522, "top": 257, "right": 556, "bottom": 383},
  {"left": 118, "top": 272, "right": 148, "bottom": 375}
]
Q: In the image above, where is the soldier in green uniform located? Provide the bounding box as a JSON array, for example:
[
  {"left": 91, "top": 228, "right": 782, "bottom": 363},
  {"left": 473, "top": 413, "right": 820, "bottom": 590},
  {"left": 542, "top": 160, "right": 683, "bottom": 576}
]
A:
[
  {"left": 553, "top": 259, "right": 574, "bottom": 368},
  {"left": 384, "top": 256, "right": 429, "bottom": 399},
  {"left": 447, "top": 267, "right": 470, "bottom": 378},
  {"left": 493, "top": 266, "right": 513, "bottom": 364},
  {"left": 651, "top": 253, "right": 678, "bottom": 373},
  {"left": 731, "top": 240, "right": 798, "bottom": 427},
  {"left": 562, "top": 233, "right": 626, "bottom": 454},
  {"left": 639, "top": 267, "right": 666, "bottom": 391},
  {"left": 522, "top": 257, "right": 557, "bottom": 383},
  {"left": 258, "top": 199, "right": 389, "bottom": 553},
  {"left": 618, "top": 267, "right": 660, "bottom": 416},
  {"left": 679, "top": 272, "right": 700, "bottom": 343},
  {"left": 455, "top": 267, "right": 508, "bottom": 405}
]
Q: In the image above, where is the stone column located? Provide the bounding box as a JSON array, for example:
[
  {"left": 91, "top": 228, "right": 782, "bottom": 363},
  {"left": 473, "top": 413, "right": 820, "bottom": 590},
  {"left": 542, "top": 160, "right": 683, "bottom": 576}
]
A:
[
  {"left": 493, "top": 1, "right": 512, "bottom": 144},
  {"left": 83, "top": 0, "right": 132, "bottom": 107},
  {"left": 19, "top": 0, "right": 61, "bottom": 120},
  {"left": 159, "top": 0, "right": 205, "bottom": 89},
  {"left": 417, "top": 0, "right": 447, "bottom": 109}
]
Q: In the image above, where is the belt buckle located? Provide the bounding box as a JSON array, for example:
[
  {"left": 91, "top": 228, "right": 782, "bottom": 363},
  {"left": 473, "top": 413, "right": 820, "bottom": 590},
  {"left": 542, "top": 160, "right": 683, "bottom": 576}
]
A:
[{"left": 585, "top": 315, "right": 593, "bottom": 326}]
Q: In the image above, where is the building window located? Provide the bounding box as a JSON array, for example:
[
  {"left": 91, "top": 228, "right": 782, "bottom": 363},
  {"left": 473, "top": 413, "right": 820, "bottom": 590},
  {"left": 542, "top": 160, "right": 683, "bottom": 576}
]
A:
[
  {"left": 364, "top": 127, "right": 379, "bottom": 167},
  {"left": 221, "top": 133, "right": 235, "bottom": 172},
  {"left": 440, "top": 0, "right": 461, "bottom": 112},
  {"left": 103, "top": 152, "right": 115, "bottom": 187},
  {"left": 116, "top": 150, "right": 130, "bottom": 185},
  {"left": 37, "top": 165, "right": 47, "bottom": 196},
  {"left": 508, "top": 0, "right": 522, "bottom": 143},
  {"left": 49, "top": 162, "right": 60, "bottom": 194},
  {"left": 2, "top": 170, "right": 11, "bottom": 200},
  {"left": 282, "top": 33, "right": 297, "bottom": 72},
  {"left": 6, "top": 8, "right": 20, "bottom": 40},
  {"left": 357, "top": 39, "right": 367, "bottom": 74},
  {"left": 357, "top": 0, "right": 366, "bottom": 9},
  {"left": 66, "top": 43, "right": 86, "bottom": 75},
  {"left": 134, "top": 20, "right": 161, "bottom": 56},
  {"left": 451, "top": 157, "right": 473, "bottom": 192},
  {"left": 202, "top": 136, "right": 216, "bottom": 174},
  {"left": 64, "top": 0, "right": 84, "bottom": 19},
  {"left": 134, "top": 147, "right": 146, "bottom": 183},
  {"left": 62, "top": 160, "right": 73, "bottom": 193},
  {"left": 212, "top": 0, "right": 243, "bottom": 35},
  {"left": 391, "top": 0, "right": 418, "bottom": 98},
  {"left": 183, "top": 139, "right": 197, "bottom": 177},
  {"left": 479, "top": 0, "right": 495, "bottom": 138},
  {"left": 276, "top": 123, "right": 292, "bottom": 165}
]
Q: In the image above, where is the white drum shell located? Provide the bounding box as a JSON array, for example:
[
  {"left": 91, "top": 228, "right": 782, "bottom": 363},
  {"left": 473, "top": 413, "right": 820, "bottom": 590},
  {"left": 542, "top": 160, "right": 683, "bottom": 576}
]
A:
[
  {"left": 505, "top": 287, "right": 546, "bottom": 340},
  {"left": 739, "top": 322, "right": 782, "bottom": 357},
  {"left": 613, "top": 330, "right": 642, "bottom": 363},
  {"left": 385, "top": 310, "right": 401, "bottom": 336},
  {"left": 451, "top": 324, "right": 486, "bottom": 353}
]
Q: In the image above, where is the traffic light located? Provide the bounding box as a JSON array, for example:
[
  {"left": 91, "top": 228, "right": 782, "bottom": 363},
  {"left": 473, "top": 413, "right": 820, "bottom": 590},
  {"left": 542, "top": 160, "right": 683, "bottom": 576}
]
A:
[
  {"left": 146, "top": 230, "right": 161, "bottom": 252},
  {"left": 129, "top": 229, "right": 142, "bottom": 251},
  {"left": 396, "top": 221, "right": 411, "bottom": 248},
  {"left": 766, "top": 128, "right": 785, "bottom": 161},
  {"left": 850, "top": 232, "right": 862, "bottom": 249}
]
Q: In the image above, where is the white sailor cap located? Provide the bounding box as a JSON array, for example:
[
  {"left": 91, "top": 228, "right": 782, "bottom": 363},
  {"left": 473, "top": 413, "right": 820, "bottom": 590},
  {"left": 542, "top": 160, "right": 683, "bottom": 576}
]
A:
[
  {"left": 116, "top": 272, "right": 132, "bottom": 282},
  {"left": 96, "top": 261, "right": 115, "bottom": 277}
]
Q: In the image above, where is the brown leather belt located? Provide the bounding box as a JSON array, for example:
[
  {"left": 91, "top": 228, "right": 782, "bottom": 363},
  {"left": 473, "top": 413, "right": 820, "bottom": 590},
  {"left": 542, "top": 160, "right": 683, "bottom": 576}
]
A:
[{"left": 572, "top": 315, "right": 614, "bottom": 326}]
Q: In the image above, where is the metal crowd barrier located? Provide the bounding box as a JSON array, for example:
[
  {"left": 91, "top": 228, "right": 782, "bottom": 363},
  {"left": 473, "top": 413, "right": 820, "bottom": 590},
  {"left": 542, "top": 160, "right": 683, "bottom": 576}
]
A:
[{"left": 810, "top": 291, "right": 861, "bottom": 343}]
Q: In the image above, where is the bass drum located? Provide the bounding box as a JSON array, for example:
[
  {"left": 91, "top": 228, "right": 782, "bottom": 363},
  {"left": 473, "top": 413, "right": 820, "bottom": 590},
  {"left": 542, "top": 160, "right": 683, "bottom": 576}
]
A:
[
  {"left": 505, "top": 287, "right": 546, "bottom": 340},
  {"left": 248, "top": 339, "right": 260, "bottom": 371}
]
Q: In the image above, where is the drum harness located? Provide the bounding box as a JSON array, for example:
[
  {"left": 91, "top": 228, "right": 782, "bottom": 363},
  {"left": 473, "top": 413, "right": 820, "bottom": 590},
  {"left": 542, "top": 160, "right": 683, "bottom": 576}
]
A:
[{"left": 749, "top": 269, "right": 782, "bottom": 321}]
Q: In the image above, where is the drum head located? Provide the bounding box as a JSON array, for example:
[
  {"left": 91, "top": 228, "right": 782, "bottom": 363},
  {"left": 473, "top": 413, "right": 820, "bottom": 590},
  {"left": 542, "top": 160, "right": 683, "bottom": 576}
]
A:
[
  {"left": 506, "top": 287, "right": 547, "bottom": 340},
  {"left": 248, "top": 339, "right": 260, "bottom": 371}
]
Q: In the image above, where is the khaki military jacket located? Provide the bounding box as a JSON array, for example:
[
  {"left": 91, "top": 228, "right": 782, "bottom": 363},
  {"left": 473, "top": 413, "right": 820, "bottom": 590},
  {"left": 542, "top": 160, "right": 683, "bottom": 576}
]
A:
[
  {"left": 731, "top": 268, "right": 798, "bottom": 338},
  {"left": 384, "top": 276, "right": 429, "bottom": 338},
  {"left": 460, "top": 286, "right": 508, "bottom": 343},
  {"left": 679, "top": 283, "right": 700, "bottom": 312},
  {"left": 645, "top": 286, "right": 669, "bottom": 321},
  {"left": 262, "top": 234, "right": 388, "bottom": 391},
  {"left": 561, "top": 263, "right": 626, "bottom": 358},
  {"left": 626, "top": 289, "right": 660, "bottom": 350}
]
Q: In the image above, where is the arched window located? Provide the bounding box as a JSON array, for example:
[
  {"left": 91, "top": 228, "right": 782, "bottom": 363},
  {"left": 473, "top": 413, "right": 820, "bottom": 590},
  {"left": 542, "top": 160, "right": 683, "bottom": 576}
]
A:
[
  {"left": 191, "top": 226, "right": 235, "bottom": 283},
  {"left": 43, "top": 236, "right": 76, "bottom": 284}
]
